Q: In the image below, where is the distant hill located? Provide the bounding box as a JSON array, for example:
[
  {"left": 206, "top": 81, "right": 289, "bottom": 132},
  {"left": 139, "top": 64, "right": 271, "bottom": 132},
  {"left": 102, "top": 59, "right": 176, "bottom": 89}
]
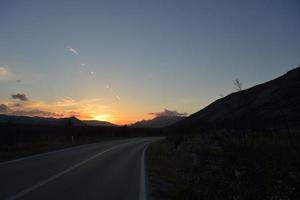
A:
[
  {"left": 171, "top": 67, "right": 300, "bottom": 131},
  {"left": 0, "top": 115, "right": 86, "bottom": 126},
  {"left": 132, "top": 115, "right": 186, "bottom": 128},
  {"left": 83, "top": 120, "right": 117, "bottom": 127}
]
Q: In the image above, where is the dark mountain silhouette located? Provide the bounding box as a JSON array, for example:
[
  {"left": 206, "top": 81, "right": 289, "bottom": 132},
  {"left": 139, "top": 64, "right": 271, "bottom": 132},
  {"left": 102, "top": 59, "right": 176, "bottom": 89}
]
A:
[
  {"left": 83, "top": 120, "right": 117, "bottom": 127},
  {"left": 132, "top": 115, "right": 186, "bottom": 128},
  {"left": 0, "top": 114, "right": 86, "bottom": 126},
  {"left": 171, "top": 67, "right": 300, "bottom": 131}
]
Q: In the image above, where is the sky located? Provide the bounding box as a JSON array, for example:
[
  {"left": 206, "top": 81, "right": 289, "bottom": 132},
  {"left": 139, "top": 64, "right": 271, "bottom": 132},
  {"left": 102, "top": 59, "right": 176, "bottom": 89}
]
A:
[{"left": 0, "top": 0, "right": 299, "bottom": 124}]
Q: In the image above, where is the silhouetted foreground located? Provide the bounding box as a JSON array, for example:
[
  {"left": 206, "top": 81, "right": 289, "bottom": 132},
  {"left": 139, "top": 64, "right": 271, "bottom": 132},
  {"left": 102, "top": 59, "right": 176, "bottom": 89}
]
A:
[
  {"left": 147, "top": 68, "right": 300, "bottom": 199},
  {"left": 170, "top": 67, "right": 300, "bottom": 132},
  {"left": 131, "top": 115, "right": 186, "bottom": 128},
  {"left": 0, "top": 124, "right": 162, "bottom": 161},
  {"left": 147, "top": 131, "right": 300, "bottom": 200}
]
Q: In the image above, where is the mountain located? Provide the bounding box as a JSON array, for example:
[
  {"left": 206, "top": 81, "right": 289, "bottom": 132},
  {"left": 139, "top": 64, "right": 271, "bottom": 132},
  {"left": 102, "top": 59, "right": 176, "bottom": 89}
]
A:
[
  {"left": 83, "top": 120, "right": 117, "bottom": 127},
  {"left": 0, "top": 115, "right": 86, "bottom": 126},
  {"left": 132, "top": 115, "right": 186, "bottom": 128},
  {"left": 171, "top": 67, "right": 300, "bottom": 131}
]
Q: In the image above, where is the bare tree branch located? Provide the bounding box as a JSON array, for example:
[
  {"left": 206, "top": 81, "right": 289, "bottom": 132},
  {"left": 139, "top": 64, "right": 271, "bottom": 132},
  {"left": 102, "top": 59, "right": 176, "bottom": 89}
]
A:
[{"left": 234, "top": 78, "right": 243, "bottom": 91}]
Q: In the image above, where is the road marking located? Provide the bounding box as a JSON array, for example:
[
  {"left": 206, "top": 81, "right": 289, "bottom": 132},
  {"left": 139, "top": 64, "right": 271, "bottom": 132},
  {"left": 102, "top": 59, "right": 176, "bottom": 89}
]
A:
[
  {"left": 139, "top": 143, "right": 150, "bottom": 200},
  {"left": 0, "top": 147, "right": 73, "bottom": 166},
  {"left": 5, "top": 141, "right": 135, "bottom": 200},
  {"left": 0, "top": 139, "right": 131, "bottom": 166}
]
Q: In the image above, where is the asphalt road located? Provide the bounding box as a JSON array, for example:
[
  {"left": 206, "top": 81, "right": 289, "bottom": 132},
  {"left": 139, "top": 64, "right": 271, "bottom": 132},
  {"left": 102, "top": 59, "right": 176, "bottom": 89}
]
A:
[{"left": 0, "top": 137, "right": 161, "bottom": 200}]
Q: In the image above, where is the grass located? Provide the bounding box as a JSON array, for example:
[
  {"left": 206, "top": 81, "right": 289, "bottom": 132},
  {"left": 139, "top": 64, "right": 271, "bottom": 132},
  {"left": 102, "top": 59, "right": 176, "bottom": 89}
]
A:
[
  {"left": 147, "top": 140, "right": 176, "bottom": 199},
  {"left": 146, "top": 132, "right": 300, "bottom": 200},
  {"left": 0, "top": 124, "right": 161, "bottom": 162}
]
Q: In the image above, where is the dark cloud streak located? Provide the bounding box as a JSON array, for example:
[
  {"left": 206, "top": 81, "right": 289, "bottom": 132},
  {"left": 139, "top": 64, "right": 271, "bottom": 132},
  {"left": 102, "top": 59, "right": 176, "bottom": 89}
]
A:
[
  {"left": 0, "top": 104, "right": 63, "bottom": 118},
  {"left": 11, "top": 93, "right": 29, "bottom": 101},
  {"left": 12, "top": 110, "right": 63, "bottom": 118}
]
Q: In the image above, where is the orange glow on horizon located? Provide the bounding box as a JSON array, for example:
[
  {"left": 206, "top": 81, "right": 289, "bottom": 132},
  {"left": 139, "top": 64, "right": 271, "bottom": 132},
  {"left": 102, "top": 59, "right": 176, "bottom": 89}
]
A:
[
  {"left": 76, "top": 114, "right": 133, "bottom": 125},
  {"left": 0, "top": 97, "right": 156, "bottom": 126},
  {"left": 86, "top": 114, "right": 152, "bottom": 126},
  {"left": 92, "top": 114, "right": 112, "bottom": 122}
]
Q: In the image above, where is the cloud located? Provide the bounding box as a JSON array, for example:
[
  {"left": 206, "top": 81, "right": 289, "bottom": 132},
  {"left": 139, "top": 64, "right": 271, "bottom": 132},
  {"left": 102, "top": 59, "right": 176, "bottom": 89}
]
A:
[
  {"left": 12, "top": 109, "right": 63, "bottom": 118},
  {"left": 11, "top": 93, "right": 29, "bottom": 101},
  {"left": 11, "top": 102, "right": 24, "bottom": 107},
  {"left": 149, "top": 109, "right": 188, "bottom": 117},
  {"left": 0, "top": 103, "right": 63, "bottom": 118},
  {"left": 0, "top": 66, "right": 25, "bottom": 82},
  {"left": 0, "top": 96, "right": 112, "bottom": 121},
  {"left": 67, "top": 47, "right": 80, "bottom": 56},
  {"left": 15, "top": 71, "right": 41, "bottom": 84},
  {"left": 0, "top": 66, "right": 10, "bottom": 80},
  {"left": 105, "top": 84, "right": 121, "bottom": 101},
  {"left": 0, "top": 104, "right": 11, "bottom": 113}
]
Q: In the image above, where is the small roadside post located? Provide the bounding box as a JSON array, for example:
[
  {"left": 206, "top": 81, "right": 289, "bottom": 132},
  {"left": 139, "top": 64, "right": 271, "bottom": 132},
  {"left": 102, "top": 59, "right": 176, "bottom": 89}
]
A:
[{"left": 71, "top": 135, "right": 74, "bottom": 145}]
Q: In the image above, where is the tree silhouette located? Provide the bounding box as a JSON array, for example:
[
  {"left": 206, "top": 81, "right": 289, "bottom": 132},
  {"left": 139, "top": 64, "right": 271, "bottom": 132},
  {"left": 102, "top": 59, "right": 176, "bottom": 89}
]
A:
[{"left": 234, "top": 78, "right": 243, "bottom": 91}]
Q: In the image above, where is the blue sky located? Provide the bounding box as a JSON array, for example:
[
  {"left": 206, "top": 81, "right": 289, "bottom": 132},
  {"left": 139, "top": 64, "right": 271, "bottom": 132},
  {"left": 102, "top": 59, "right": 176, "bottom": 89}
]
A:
[{"left": 0, "top": 0, "right": 299, "bottom": 124}]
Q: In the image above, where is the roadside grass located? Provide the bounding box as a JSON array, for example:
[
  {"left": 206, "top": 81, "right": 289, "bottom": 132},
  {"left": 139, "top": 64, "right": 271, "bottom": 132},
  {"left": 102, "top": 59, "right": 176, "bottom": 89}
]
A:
[
  {"left": 147, "top": 132, "right": 300, "bottom": 200},
  {"left": 0, "top": 125, "right": 161, "bottom": 162},
  {"left": 147, "top": 140, "right": 176, "bottom": 199}
]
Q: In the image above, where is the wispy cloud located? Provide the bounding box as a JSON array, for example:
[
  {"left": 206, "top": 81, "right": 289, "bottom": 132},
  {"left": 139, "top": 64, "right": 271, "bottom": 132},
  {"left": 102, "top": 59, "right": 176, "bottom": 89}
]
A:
[
  {"left": 11, "top": 93, "right": 29, "bottom": 101},
  {"left": 0, "top": 104, "right": 11, "bottom": 113},
  {"left": 106, "top": 84, "right": 121, "bottom": 101},
  {"left": 13, "top": 109, "right": 63, "bottom": 118},
  {"left": 0, "top": 65, "right": 41, "bottom": 84},
  {"left": 0, "top": 103, "right": 63, "bottom": 118},
  {"left": 149, "top": 109, "right": 188, "bottom": 117},
  {"left": 67, "top": 47, "right": 80, "bottom": 56},
  {"left": 11, "top": 102, "right": 23, "bottom": 107},
  {"left": 0, "top": 95, "right": 114, "bottom": 121},
  {"left": 0, "top": 66, "right": 11, "bottom": 80},
  {"left": 115, "top": 95, "right": 121, "bottom": 101},
  {"left": 55, "top": 97, "right": 103, "bottom": 108}
]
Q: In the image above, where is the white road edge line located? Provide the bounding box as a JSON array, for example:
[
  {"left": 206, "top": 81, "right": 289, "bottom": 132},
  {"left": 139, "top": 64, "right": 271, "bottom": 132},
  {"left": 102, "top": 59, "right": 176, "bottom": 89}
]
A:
[
  {"left": 0, "top": 147, "right": 74, "bottom": 166},
  {"left": 139, "top": 143, "right": 150, "bottom": 200},
  {"left": 0, "top": 139, "right": 130, "bottom": 166},
  {"left": 5, "top": 141, "right": 134, "bottom": 200}
]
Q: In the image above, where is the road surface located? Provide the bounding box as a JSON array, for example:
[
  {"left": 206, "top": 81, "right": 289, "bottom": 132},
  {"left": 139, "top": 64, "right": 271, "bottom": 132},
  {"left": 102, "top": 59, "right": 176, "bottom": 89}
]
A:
[{"left": 0, "top": 137, "right": 161, "bottom": 200}]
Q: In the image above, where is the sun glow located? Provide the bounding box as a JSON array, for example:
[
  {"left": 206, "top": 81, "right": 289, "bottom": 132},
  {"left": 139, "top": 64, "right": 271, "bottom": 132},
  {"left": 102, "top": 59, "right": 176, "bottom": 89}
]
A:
[{"left": 93, "top": 114, "right": 112, "bottom": 122}]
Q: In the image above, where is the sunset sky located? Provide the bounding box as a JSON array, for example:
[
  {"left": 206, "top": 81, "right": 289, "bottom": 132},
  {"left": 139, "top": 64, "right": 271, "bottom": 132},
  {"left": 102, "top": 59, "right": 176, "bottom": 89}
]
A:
[{"left": 0, "top": 0, "right": 299, "bottom": 124}]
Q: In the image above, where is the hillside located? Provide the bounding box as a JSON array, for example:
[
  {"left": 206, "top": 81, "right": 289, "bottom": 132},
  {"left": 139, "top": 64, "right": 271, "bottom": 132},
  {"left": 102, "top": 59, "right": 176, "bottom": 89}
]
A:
[
  {"left": 0, "top": 115, "right": 85, "bottom": 126},
  {"left": 132, "top": 115, "right": 185, "bottom": 128},
  {"left": 171, "top": 67, "right": 300, "bottom": 131},
  {"left": 83, "top": 120, "right": 117, "bottom": 127}
]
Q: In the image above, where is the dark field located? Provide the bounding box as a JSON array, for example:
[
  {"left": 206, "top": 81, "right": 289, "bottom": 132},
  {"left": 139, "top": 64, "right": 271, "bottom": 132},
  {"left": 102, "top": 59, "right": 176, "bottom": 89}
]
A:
[
  {"left": 0, "top": 124, "right": 162, "bottom": 162},
  {"left": 147, "top": 130, "right": 300, "bottom": 200}
]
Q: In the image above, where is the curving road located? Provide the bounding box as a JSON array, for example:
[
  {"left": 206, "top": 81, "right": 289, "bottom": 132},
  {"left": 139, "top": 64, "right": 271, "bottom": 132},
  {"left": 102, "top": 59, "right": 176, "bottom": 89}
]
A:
[{"left": 0, "top": 137, "right": 161, "bottom": 200}]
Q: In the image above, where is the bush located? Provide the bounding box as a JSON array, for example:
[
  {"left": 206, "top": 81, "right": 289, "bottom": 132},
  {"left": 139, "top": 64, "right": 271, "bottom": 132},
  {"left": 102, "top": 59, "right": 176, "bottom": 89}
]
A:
[{"left": 147, "top": 131, "right": 300, "bottom": 200}]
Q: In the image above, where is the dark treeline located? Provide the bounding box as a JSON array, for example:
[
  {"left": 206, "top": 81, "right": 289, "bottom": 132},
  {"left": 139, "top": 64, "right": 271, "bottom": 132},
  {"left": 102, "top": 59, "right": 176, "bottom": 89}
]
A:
[
  {"left": 0, "top": 124, "right": 163, "bottom": 145},
  {"left": 0, "top": 124, "right": 163, "bottom": 161}
]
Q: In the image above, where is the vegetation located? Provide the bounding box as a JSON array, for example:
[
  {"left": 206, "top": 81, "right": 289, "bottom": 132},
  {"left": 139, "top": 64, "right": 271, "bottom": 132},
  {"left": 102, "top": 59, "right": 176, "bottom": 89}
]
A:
[
  {"left": 147, "top": 130, "right": 300, "bottom": 200},
  {"left": 0, "top": 124, "right": 161, "bottom": 161},
  {"left": 234, "top": 78, "right": 243, "bottom": 91}
]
